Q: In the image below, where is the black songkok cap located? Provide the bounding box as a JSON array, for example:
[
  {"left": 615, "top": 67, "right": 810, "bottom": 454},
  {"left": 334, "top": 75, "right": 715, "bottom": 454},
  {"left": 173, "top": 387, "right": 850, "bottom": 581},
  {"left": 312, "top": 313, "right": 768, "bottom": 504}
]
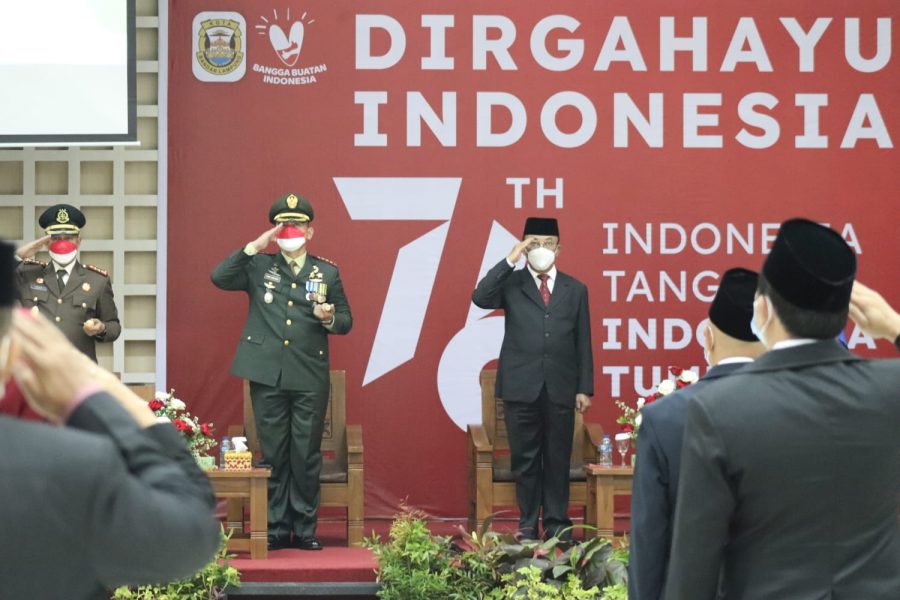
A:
[
  {"left": 709, "top": 268, "right": 759, "bottom": 342},
  {"left": 762, "top": 218, "right": 856, "bottom": 313},
  {"left": 523, "top": 217, "right": 559, "bottom": 238},
  {"left": 0, "top": 241, "right": 15, "bottom": 308},
  {"left": 38, "top": 204, "right": 85, "bottom": 235},
  {"left": 269, "top": 193, "right": 314, "bottom": 224}
]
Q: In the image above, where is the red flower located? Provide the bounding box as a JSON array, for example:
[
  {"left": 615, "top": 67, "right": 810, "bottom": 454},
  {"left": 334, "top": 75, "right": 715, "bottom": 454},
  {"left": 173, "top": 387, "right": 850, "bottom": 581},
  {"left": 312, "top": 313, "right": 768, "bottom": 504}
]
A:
[
  {"left": 200, "top": 423, "right": 214, "bottom": 437},
  {"left": 173, "top": 419, "right": 194, "bottom": 435},
  {"left": 645, "top": 395, "right": 658, "bottom": 405},
  {"left": 148, "top": 399, "right": 164, "bottom": 411},
  {"left": 669, "top": 366, "right": 683, "bottom": 376},
  {"left": 676, "top": 379, "right": 688, "bottom": 388},
  {"left": 622, "top": 424, "right": 634, "bottom": 433}
]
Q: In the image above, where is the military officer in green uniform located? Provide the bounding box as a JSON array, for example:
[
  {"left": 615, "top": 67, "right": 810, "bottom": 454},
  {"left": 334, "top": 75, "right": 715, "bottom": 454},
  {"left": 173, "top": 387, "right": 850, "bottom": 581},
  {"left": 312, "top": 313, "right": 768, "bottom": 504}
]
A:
[
  {"left": 211, "top": 193, "right": 352, "bottom": 551},
  {"left": 14, "top": 204, "right": 121, "bottom": 362}
]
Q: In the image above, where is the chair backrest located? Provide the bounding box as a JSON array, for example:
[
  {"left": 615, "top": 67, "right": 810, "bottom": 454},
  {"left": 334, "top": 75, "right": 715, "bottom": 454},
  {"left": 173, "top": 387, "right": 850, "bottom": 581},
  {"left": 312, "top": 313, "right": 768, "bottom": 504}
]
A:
[
  {"left": 479, "top": 368, "right": 585, "bottom": 463},
  {"left": 126, "top": 383, "right": 156, "bottom": 402},
  {"left": 243, "top": 370, "right": 347, "bottom": 469}
]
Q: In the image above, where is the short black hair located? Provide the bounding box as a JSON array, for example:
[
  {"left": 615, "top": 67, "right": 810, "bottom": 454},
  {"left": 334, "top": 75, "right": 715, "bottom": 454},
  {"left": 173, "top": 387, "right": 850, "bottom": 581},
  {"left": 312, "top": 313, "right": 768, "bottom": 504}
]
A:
[{"left": 758, "top": 273, "right": 847, "bottom": 339}]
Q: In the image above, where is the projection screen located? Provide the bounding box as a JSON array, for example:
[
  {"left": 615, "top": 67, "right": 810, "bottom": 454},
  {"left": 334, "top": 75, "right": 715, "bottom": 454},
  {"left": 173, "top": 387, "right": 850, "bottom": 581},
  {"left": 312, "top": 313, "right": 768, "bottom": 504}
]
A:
[{"left": 0, "top": 0, "right": 136, "bottom": 146}]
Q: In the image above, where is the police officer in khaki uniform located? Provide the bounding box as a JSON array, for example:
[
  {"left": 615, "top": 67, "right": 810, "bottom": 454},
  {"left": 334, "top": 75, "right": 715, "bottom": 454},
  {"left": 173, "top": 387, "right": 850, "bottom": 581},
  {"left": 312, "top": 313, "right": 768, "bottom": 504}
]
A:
[
  {"left": 211, "top": 193, "right": 352, "bottom": 551},
  {"left": 15, "top": 204, "right": 121, "bottom": 362}
]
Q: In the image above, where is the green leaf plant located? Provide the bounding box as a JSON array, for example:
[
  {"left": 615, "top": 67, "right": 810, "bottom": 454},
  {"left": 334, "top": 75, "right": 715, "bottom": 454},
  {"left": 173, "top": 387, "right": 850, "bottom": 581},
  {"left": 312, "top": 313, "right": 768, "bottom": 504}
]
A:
[
  {"left": 364, "top": 505, "right": 628, "bottom": 599},
  {"left": 111, "top": 526, "right": 240, "bottom": 600}
]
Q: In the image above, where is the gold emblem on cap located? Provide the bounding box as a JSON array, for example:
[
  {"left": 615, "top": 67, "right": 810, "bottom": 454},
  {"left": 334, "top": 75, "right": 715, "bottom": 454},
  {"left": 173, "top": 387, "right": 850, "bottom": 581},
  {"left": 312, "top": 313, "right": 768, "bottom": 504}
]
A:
[
  {"left": 57, "top": 208, "right": 70, "bottom": 224},
  {"left": 287, "top": 194, "right": 298, "bottom": 209},
  {"left": 82, "top": 282, "right": 91, "bottom": 292}
]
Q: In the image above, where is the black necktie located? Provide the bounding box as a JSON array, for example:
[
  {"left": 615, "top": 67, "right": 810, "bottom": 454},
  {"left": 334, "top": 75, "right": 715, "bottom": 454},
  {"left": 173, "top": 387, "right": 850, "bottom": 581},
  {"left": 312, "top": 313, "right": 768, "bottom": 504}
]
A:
[{"left": 57, "top": 269, "right": 67, "bottom": 290}]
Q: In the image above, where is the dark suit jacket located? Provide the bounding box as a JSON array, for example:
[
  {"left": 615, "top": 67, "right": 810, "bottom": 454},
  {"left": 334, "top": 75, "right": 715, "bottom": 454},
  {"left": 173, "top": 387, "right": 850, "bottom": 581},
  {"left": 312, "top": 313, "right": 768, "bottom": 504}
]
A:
[
  {"left": 472, "top": 259, "right": 593, "bottom": 403},
  {"left": 211, "top": 249, "right": 352, "bottom": 393},
  {"left": 0, "top": 392, "right": 220, "bottom": 600},
  {"left": 665, "top": 341, "right": 900, "bottom": 600},
  {"left": 629, "top": 361, "right": 748, "bottom": 600},
  {"left": 16, "top": 259, "right": 121, "bottom": 361}
]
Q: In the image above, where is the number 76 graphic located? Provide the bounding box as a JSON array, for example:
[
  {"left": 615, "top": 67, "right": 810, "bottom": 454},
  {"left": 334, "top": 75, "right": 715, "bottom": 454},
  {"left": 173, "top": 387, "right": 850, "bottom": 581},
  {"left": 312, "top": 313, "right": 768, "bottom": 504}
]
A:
[{"left": 334, "top": 177, "right": 522, "bottom": 430}]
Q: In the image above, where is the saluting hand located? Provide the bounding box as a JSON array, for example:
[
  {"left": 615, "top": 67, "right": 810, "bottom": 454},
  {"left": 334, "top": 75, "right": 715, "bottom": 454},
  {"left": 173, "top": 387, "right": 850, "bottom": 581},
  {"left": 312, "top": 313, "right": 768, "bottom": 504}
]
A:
[
  {"left": 15, "top": 235, "right": 51, "bottom": 260},
  {"left": 250, "top": 225, "right": 282, "bottom": 252},
  {"left": 849, "top": 281, "right": 900, "bottom": 342},
  {"left": 13, "top": 310, "right": 155, "bottom": 426},
  {"left": 507, "top": 237, "right": 537, "bottom": 264}
]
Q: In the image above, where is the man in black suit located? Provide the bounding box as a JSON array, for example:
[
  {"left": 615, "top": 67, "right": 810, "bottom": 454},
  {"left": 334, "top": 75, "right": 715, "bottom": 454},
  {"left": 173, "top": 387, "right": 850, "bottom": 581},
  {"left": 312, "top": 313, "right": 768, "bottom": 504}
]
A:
[
  {"left": 629, "top": 268, "right": 764, "bottom": 600},
  {"left": 472, "top": 217, "right": 593, "bottom": 540},
  {"left": 0, "top": 241, "right": 220, "bottom": 600},
  {"left": 665, "top": 219, "right": 900, "bottom": 600}
]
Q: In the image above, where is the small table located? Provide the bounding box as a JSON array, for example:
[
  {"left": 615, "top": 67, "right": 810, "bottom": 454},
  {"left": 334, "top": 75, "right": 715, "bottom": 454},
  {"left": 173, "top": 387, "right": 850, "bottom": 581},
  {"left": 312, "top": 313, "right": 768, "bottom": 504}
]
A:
[
  {"left": 206, "top": 468, "right": 271, "bottom": 559},
  {"left": 585, "top": 465, "right": 633, "bottom": 539}
]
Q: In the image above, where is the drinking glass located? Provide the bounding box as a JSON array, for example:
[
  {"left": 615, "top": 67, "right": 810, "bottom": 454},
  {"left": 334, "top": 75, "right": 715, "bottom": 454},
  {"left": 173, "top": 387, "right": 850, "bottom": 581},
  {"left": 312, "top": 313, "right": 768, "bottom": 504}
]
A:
[{"left": 614, "top": 433, "right": 631, "bottom": 468}]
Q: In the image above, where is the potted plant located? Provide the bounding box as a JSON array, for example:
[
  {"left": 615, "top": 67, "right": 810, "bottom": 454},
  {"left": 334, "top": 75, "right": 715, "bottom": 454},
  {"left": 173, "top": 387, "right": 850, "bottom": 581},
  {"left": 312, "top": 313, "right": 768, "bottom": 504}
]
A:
[
  {"left": 111, "top": 527, "right": 241, "bottom": 600},
  {"left": 364, "top": 507, "right": 628, "bottom": 599}
]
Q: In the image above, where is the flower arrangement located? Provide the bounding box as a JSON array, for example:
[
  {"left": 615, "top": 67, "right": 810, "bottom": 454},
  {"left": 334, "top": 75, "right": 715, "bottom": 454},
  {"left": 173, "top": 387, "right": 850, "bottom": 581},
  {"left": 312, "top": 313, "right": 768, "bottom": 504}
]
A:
[
  {"left": 615, "top": 367, "right": 698, "bottom": 443},
  {"left": 148, "top": 389, "right": 217, "bottom": 457}
]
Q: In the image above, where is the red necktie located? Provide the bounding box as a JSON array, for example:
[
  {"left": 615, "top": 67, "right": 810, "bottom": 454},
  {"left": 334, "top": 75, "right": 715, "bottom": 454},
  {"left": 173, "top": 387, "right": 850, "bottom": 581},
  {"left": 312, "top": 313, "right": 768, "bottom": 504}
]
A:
[{"left": 538, "top": 274, "right": 551, "bottom": 306}]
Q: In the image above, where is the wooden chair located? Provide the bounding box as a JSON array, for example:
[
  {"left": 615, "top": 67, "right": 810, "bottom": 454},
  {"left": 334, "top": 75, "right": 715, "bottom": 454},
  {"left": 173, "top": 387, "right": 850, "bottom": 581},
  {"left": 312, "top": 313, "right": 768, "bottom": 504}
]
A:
[
  {"left": 467, "top": 369, "right": 604, "bottom": 534},
  {"left": 239, "top": 370, "right": 365, "bottom": 544},
  {"left": 125, "top": 383, "right": 156, "bottom": 402}
]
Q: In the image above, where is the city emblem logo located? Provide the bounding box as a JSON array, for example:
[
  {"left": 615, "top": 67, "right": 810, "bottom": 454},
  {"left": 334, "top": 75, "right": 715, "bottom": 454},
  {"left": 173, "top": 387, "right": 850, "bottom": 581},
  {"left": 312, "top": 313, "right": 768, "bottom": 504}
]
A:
[
  {"left": 253, "top": 8, "right": 327, "bottom": 86},
  {"left": 192, "top": 12, "right": 246, "bottom": 82}
]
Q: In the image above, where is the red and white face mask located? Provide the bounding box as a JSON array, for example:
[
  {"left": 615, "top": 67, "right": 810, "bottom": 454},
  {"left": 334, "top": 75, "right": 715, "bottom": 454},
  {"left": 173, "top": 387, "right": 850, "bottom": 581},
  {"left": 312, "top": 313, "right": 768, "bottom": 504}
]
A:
[
  {"left": 276, "top": 225, "right": 306, "bottom": 252},
  {"left": 48, "top": 239, "right": 78, "bottom": 266}
]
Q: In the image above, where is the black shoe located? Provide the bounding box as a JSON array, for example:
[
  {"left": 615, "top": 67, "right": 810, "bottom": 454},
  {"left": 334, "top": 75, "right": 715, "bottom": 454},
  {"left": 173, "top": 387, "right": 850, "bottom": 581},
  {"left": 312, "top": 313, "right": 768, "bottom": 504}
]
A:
[
  {"left": 293, "top": 536, "right": 323, "bottom": 551},
  {"left": 267, "top": 535, "right": 290, "bottom": 550}
]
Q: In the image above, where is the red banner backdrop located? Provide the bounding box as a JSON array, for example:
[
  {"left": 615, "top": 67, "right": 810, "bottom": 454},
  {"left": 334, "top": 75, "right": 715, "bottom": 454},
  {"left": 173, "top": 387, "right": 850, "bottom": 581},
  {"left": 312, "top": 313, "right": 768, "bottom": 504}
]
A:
[{"left": 169, "top": 1, "right": 899, "bottom": 518}]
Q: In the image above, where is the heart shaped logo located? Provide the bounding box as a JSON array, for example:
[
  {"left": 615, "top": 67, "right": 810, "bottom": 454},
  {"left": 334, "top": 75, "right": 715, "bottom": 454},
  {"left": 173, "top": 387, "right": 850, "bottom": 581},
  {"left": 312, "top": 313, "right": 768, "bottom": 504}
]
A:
[{"left": 268, "top": 21, "right": 304, "bottom": 67}]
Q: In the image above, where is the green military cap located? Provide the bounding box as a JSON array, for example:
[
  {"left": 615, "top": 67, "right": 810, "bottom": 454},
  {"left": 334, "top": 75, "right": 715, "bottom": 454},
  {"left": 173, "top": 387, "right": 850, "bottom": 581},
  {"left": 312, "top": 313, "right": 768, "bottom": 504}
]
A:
[
  {"left": 269, "top": 193, "right": 314, "bottom": 224},
  {"left": 39, "top": 204, "right": 85, "bottom": 235}
]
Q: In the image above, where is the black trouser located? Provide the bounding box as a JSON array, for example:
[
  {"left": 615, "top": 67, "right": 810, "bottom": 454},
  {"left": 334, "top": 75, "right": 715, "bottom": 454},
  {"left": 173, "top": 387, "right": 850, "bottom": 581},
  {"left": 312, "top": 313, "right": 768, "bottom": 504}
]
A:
[
  {"left": 503, "top": 385, "right": 575, "bottom": 539},
  {"left": 249, "top": 381, "right": 328, "bottom": 539}
]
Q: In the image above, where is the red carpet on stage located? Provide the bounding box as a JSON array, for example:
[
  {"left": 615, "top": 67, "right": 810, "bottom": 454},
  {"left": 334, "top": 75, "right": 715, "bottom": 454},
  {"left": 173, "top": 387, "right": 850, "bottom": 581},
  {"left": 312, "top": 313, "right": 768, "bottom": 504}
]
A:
[{"left": 232, "top": 546, "right": 376, "bottom": 583}]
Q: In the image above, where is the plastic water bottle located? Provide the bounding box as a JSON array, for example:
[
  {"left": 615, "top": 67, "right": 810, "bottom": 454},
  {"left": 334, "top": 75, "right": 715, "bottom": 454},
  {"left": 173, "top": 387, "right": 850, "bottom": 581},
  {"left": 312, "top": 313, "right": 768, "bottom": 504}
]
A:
[
  {"left": 219, "top": 436, "right": 232, "bottom": 470},
  {"left": 599, "top": 434, "right": 613, "bottom": 468}
]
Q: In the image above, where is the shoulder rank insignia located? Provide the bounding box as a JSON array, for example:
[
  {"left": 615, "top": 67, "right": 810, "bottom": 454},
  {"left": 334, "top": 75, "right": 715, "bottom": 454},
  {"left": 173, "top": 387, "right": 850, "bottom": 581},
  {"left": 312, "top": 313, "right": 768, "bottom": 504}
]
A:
[
  {"left": 311, "top": 255, "right": 337, "bottom": 268},
  {"left": 23, "top": 258, "right": 48, "bottom": 267},
  {"left": 85, "top": 264, "right": 109, "bottom": 277}
]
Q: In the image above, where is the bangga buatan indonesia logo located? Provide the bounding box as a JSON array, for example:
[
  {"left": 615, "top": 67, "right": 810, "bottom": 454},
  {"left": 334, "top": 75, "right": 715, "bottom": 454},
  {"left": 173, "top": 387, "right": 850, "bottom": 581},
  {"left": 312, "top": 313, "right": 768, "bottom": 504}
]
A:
[{"left": 253, "top": 7, "right": 327, "bottom": 85}]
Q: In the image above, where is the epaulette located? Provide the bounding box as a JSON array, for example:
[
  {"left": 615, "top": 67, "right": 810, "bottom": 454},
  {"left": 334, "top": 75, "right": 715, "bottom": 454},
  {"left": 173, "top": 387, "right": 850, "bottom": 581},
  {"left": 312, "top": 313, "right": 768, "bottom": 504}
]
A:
[
  {"left": 311, "top": 255, "right": 338, "bottom": 268},
  {"left": 22, "top": 258, "right": 47, "bottom": 267},
  {"left": 85, "top": 264, "right": 109, "bottom": 277}
]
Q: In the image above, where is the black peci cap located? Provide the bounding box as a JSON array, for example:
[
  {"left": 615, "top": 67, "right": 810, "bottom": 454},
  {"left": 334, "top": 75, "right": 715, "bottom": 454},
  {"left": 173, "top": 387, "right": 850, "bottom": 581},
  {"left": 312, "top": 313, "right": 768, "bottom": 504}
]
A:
[
  {"left": 762, "top": 218, "right": 856, "bottom": 313},
  {"left": 523, "top": 217, "right": 559, "bottom": 238},
  {"left": 269, "top": 193, "right": 314, "bottom": 224},
  {"left": 38, "top": 204, "right": 85, "bottom": 235},
  {"left": 709, "top": 268, "right": 759, "bottom": 342}
]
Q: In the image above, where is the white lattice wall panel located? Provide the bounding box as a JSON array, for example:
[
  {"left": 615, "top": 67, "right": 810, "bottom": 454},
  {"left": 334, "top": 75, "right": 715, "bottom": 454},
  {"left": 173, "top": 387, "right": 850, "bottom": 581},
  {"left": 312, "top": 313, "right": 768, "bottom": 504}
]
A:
[{"left": 0, "top": 1, "right": 161, "bottom": 384}]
